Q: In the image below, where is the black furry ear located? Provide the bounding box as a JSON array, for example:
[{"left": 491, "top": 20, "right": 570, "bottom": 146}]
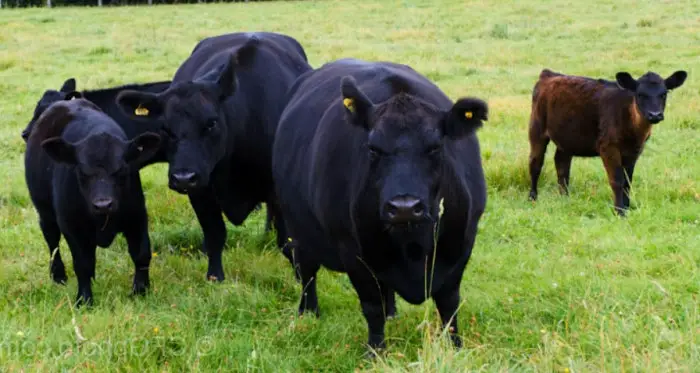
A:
[
  {"left": 41, "top": 137, "right": 78, "bottom": 165},
  {"left": 60, "top": 78, "right": 76, "bottom": 93},
  {"left": 340, "top": 75, "right": 376, "bottom": 130},
  {"left": 664, "top": 70, "right": 687, "bottom": 90},
  {"left": 443, "top": 97, "right": 488, "bottom": 139},
  {"left": 196, "top": 38, "right": 259, "bottom": 101},
  {"left": 616, "top": 72, "right": 638, "bottom": 91},
  {"left": 124, "top": 132, "right": 162, "bottom": 168},
  {"left": 115, "top": 90, "right": 164, "bottom": 121}
]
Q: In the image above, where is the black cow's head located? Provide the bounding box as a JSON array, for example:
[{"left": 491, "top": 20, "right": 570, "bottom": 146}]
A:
[
  {"left": 341, "top": 76, "right": 487, "bottom": 253},
  {"left": 616, "top": 70, "right": 687, "bottom": 124},
  {"left": 115, "top": 40, "right": 259, "bottom": 194},
  {"left": 42, "top": 130, "right": 161, "bottom": 215},
  {"left": 22, "top": 78, "right": 78, "bottom": 142}
]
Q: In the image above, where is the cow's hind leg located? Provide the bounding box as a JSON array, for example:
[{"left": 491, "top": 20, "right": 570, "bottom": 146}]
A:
[
  {"left": 554, "top": 148, "right": 573, "bottom": 195},
  {"left": 528, "top": 124, "right": 550, "bottom": 201},
  {"left": 39, "top": 212, "right": 66, "bottom": 284}
]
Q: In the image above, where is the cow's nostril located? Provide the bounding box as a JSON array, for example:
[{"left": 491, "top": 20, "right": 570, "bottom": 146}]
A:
[
  {"left": 93, "top": 198, "right": 113, "bottom": 210},
  {"left": 385, "top": 196, "right": 425, "bottom": 223},
  {"left": 173, "top": 171, "right": 198, "bottom": 185},
  {"left": 412, "top": 205, "right": 424, "bottom": 217}
]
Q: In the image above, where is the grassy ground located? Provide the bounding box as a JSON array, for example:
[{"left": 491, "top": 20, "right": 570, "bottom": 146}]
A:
[{"left": 1, "top": 0, "right": 699, "bottom": 371}]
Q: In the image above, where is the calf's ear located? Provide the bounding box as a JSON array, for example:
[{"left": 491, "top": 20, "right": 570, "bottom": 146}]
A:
[
  {"left": 41, "top": 137, "right": 78, "bottom": 165},
  {"left": 443, "top": 97, "right": 488, "bottom": 139},
  {"left": 124, "top": 132, "right": 162, "bottom": 168},
  {"left": 116, "top": 90, "right": 164, "bottom": 121},
  {"left": 340, "top": 76, "right": 376, "bottom": 130},
  {"left": 665, "top": 70, "right": 687, "bottom": 90},
  {"left": 616, "top": 72, "right": 638, "bottom": 91},
  {"left": 60, "top": 78, "right": 76, "bottom": 93}
]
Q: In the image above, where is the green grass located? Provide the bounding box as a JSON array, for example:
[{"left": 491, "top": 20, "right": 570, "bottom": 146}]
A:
[{"left": 1, "top": 0, "right": 699, "bottom": 371}]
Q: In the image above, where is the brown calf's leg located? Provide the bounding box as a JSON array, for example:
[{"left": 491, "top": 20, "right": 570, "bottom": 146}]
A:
[
  {"left": 528, "top": 136, "right": 550, "bottom": 201},
  {"left": 554, "top": 148, "right": 573, "bottom": 195},
  {"left": 599, "top": 146, "right": 626, "bottom": 216},
  {"left": 621, "top": 156, "right": 638, "bottom": 210}
]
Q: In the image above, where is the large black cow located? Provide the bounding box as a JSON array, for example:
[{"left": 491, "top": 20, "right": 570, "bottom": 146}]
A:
[
  {"left": 22, "top": 78, "right": 171, "bottom": 166},
  {"left": 115, "top": 32, "right": 313, "bottom": 282},
  {"left": 24, "top": 96, "right": 162, "bottom": 306},
  {"left": 271, "top": 58, "right": 488, "bottom": 351}
]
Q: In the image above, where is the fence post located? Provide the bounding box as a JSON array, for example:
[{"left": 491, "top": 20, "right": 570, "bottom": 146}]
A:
[
  {"left": 47, "top": 0, "right": 51, "bottom": 7},
  {"left": 148, "top": 0, "right": 152, "bottom": 4},
  {"left": 98, "top": 0, "right": 102, "bottom": 6}
]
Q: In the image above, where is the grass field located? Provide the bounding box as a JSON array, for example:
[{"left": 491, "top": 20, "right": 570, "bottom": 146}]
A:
[{"left": 1, "top": 0, "right": 699, "bottom": 371}]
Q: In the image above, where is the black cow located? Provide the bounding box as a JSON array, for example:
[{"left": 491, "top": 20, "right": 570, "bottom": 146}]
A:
[
  {"left": 24, "top": 96, "right": 162, "bottom": 306},
  {"left": 22, "top": 78, "right": 170, "bottom": 166},
  {"left": 115, "top": 32, "right": 313, "bottom": 282},
  {"left": 271, "top": 58, "right": 488, "bottom": 351}
]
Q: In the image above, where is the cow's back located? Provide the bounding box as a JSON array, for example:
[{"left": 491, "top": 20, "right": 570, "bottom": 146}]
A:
[{"left": 531, "top": 72, "right": 612, "bottom": 156}]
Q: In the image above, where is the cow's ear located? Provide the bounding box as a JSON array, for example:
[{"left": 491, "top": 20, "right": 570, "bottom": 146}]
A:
[
  {"left": 41, "top": 137, "right": 77, "bottom": 165},
  {"left": 60, "top": 78, "right": 76, "bottom": 93},
  {"left": 124, "top": 132, "right": 162, "bottom": 168},
  {"left": 443, "top": 97, "right": 488, "bottom": 139},
  {"left": 340, "top": 76, "right": 376, "bottom": 130},
  {"left": 213, "top": 53, "right": 238, "bottom": 100},
  {"left": 616, "top": 72, "right": 638, "bottom": 91},
  {"left": 664, "top": 70, "right": 687, "bottom": 90},
  {"left": 116, "top": 90, "right": 164, "bottom": 121}
]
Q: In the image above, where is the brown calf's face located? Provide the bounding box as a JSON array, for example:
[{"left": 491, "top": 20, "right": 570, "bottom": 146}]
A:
[
  {"left": 616, "top": 70, "right": 688, "bottom": 124},
  {"left": 41, "top": 132, "right": 161, "bottom": 215},
  {"left": 340, "top": 76, "right": 487, "bottom": 254}
]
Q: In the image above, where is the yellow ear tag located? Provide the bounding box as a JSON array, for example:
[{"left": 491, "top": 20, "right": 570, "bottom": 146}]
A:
[
  {"left": 135, "top": 104, "right": 149, "bottom": 116},
  {"left": 465, "top": 111, "right": 473, "bottom": 119},
  {"left": 343, "top": 98, "right": 355, "bottom": 112}
]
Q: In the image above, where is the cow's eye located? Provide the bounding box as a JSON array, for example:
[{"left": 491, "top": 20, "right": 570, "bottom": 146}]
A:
[
  {"left": 204, "top": 119, "right": 218, "bottom": 132},
  {"left": 368, "top": 145, "right": 385, "bottom": 158},
  {"left": 426, "top": 145, "right": 441, "bottom": 155},
  {"left": 660, "top": 93, "right": 667, "bottom": 100}
]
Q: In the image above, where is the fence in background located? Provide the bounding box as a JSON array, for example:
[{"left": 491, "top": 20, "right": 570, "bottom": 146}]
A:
[{"left": 1, "top": 0, "right": 297, "bottom": 8}]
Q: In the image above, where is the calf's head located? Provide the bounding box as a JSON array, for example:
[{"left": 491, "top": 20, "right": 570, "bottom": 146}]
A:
[
  {"left": 616, "top": 70, "right": 687, "bottom": 124},
  {"left": 115, "top": 41, "right": 259, "bottom": 194},
  {"left": 23, "top": 78, "right": 79, "bottom": 142},
  {"left": 341, "top": 76, "right": 487, "bottom": 248},
  {"left": 41, "top": 131, "right": 161, "bottom": 215}
]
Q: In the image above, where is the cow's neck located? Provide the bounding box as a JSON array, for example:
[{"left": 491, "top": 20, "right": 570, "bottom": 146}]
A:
[{"left": 630, "top": 99, "right": 653, "bottom": 145}]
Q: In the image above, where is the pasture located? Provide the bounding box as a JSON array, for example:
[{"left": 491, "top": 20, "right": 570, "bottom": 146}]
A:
[{"left": 0, "top": 0, "right": 699, "bottom": 371}]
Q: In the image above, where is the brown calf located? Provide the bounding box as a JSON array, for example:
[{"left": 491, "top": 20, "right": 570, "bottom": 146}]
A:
[{"left": 528, "top": 68, "right": 687, "bottom": 215}]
